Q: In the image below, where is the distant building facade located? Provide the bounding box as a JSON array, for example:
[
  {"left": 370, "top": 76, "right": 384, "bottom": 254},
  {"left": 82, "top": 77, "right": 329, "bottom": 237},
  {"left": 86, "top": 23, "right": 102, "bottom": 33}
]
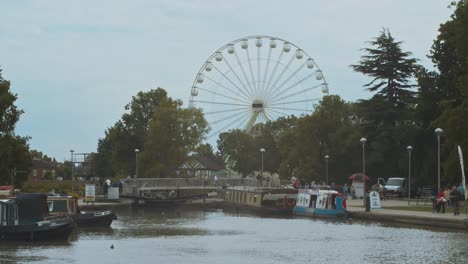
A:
[{"left": 27, "top": 158, "right": 56, "bottom": 181}]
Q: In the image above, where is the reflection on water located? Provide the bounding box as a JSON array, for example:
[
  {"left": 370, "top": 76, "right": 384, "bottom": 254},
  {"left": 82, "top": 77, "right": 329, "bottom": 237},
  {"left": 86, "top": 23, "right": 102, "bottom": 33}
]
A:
[{"left": 1, "top": 206, "right": 468, "bottom": 264}]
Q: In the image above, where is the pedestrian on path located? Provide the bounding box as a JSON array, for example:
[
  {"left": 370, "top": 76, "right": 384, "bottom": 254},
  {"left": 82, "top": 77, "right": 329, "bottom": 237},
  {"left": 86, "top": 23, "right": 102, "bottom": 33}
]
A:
[
  {"left": 450, "top": 186, "right": 461, "bottom": 216},
  {"left": 444, "top": 187, "right": 451, "bottom": 207},
  {"left": 436, "top": 188, "right": 446, "bottom": 213}
]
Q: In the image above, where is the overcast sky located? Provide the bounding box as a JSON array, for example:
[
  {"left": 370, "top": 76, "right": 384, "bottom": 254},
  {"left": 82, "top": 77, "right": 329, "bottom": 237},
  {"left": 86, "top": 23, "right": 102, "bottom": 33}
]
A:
[{"left": 0, "top": 0, "right": 454, "bottom": 161}]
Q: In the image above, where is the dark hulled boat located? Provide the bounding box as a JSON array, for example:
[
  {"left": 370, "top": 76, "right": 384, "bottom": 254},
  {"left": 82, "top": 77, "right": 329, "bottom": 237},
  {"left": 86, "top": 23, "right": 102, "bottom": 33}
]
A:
[
  {"left": 0, "top": 194, "right": 75, "bottom": 241},
  {"left": 47, "top": 196, "right": 117, "bottom": 227}
]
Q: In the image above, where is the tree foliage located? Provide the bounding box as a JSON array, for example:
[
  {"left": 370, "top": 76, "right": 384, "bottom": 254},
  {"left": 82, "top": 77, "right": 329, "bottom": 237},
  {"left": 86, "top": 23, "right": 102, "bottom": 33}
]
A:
[
  {"left": 0, "top": 68, "right": 31, "bottom": 185},
  {"left": 139, "top": 98, "right": 208, "bottom": 177}
]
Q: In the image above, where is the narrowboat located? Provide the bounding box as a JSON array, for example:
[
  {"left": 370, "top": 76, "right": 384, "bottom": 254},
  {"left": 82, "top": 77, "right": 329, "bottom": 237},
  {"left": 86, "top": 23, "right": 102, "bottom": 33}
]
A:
[
  {"left": 0, "top": 194, "right": 75, "bottom": 241},
  {"left": 293, "top": 189, "right": 349, "bottom": 218},
  {"left": 47, "top": 196, "right": 117, "bottom": 227},
  {"left": 224, "top": 186, "right": 297, "bottom": 215}
]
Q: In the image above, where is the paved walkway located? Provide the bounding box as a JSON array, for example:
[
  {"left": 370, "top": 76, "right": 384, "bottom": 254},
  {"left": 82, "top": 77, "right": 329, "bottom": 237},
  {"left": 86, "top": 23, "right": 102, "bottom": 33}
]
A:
[{"left": 346, "top": 198, "right": 468, "bottom": 227}]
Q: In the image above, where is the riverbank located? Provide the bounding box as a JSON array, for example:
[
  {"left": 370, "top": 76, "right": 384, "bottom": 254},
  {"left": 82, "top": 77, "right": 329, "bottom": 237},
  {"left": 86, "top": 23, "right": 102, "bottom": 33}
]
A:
[{"left": 347, "top": 199, "right": 468, "bottom": 231}]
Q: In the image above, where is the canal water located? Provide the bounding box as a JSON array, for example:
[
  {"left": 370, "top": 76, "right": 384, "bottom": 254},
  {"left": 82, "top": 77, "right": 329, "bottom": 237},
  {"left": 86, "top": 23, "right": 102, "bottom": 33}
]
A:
[{"left": 1, "top": 206, "right": 468, "bottom": 264}]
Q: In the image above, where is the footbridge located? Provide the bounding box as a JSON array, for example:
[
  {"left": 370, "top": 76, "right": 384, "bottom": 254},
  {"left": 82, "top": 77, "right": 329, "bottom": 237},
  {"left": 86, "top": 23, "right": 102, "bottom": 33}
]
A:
[{"left": 121, "top": 177, "right": 269, "bottom": 200}]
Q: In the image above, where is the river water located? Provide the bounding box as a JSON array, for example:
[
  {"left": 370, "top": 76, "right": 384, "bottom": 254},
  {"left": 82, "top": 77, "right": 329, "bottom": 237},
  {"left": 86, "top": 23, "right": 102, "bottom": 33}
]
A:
[{"left": 1, "top": 206, "right": 468, "bottom": 264}]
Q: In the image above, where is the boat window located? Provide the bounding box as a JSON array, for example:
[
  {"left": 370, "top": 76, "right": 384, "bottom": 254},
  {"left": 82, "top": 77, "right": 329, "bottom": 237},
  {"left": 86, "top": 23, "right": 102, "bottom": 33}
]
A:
[
  {"left": 254, "top": 195, "right": 257, "bottom": 203},
  {"left": 51, "top": 200, "right": 68, "bottom": 213},
  {"left": 243, "top": 193, "right": 247, "bottom": 204}
]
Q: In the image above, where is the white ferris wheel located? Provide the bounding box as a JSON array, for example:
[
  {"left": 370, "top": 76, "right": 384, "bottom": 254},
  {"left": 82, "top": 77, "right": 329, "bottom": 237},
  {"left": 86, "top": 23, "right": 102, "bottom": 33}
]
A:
[{"left": 189, "top": 35, "right": 329, "bottom": 138}]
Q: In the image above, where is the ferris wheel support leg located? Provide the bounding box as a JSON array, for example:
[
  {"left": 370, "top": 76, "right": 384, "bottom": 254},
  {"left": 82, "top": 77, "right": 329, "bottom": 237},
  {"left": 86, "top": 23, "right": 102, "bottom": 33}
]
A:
[{"left": 244, "top": 111, "right": 260, "bottom": 133}]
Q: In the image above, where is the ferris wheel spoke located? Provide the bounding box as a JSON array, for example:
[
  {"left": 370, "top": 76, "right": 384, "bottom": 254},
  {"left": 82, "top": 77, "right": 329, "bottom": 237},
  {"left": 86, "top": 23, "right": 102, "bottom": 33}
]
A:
[
  {"left": 208, "top": 111, "right": 252, "bottom": 138},
  {"left": 266, "top": 108, "right": 289, "bottom": 118},
  {"left": 204, "top": 75, "right": 251, "bottom": 102},
  {"left": 265, "top": 50, "right": 284, "bottom": 98},
  {"left": 210, "top": 109, "right": 251, "bottom": 125},
  {"left": 234, "top": 52, "right": 256, "bottom": 100},
  {"left": 212, "top": 64, "right": 253, "bottom": 101},
  {"left": 222, "top": 57, "right": 255, "bottom": 99},
  {"left": 257, "top": 46, "right": 261, "bottom": 99},
  {"left": 204, "top": 107, "right": 250, "bottom": 115},
  {"left": 190, "top": 100, "right": 249, "bottom": 107},
  {"left": 269, "top": 83, "right": 323, "bottom": 104},
  {"left": 197, "top": 87, "right": 251, "bottom": 105},
  {"left": 268, "top": 106, "right": 312, "bottom": 112},
  {"left": 260, "top": 47, "right": 273, "bottom": 101},
  {"left": 261, "top": 111, "right": 271, "bottom": 122},
  {"left": 266, "top": 72, "right": 317, "bottom": 103},
  {"left": 264, "top": 61, "right": 307, "bottom": 102},
  {"left": 269, "top": 98, "right": 321, "bottom": 106},
  {"left": 266, "top": 110, "right": 281, "bottom": 120},
  {"left": 245, "top": 49, "right": 258, "bottom": 98},
  {"left": 265, "top": 55, "right": 295, "bottom": 99}
]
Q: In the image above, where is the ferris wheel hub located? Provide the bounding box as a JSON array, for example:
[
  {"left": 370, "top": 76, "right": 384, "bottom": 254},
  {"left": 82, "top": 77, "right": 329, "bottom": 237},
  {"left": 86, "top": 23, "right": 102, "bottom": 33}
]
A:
[{"left": 252, "top": 100, "right": 264, "bottom": 113}]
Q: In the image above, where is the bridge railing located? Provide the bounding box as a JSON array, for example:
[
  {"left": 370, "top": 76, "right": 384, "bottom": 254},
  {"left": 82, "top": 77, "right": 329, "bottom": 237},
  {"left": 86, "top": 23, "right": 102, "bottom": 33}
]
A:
[{"left": 121, "top": 177, "right": 276, "bottom": 197}]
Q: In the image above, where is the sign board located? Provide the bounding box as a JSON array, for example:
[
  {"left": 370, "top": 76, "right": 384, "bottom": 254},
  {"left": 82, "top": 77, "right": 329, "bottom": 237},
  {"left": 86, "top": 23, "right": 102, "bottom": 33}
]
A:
[
  {"left": 84, "top": 184, "right": 96, "bottom": 202},
  {"left": 353, "top": 181, "right": 364, "bottom": 198},
  {"left": 108, "top": 187, "right": 120, "bottom": 200},
  {"left": 369, "top": 191, "right": 381, "bottom": 209}
]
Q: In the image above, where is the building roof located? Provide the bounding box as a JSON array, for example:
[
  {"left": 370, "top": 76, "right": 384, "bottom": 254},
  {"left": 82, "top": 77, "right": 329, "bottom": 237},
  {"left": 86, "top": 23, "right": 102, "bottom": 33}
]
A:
[{"left": 32, "top": 158, "right": 56, "bottom": 169}]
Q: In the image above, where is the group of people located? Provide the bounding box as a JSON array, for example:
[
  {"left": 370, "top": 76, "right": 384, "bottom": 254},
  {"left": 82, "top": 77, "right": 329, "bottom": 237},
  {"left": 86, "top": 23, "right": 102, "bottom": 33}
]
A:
[{"left": 435, "top": 184, "right": 465, "bottom": 215}]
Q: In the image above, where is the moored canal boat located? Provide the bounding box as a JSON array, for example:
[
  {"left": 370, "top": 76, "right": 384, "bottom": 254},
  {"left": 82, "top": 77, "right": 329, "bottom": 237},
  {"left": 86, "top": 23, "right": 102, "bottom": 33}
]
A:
[
  {"left": 224, "top": 186, "right": 297, "bottom": 214},
  {"left": 47, "top": 196, "right": 117, "bottom": 227},
  {"left": 293, "top": 189, "right": 349, "bottom": 218},
  {"left": 0, "top": 194, "right": 75, "bottom": 241}
]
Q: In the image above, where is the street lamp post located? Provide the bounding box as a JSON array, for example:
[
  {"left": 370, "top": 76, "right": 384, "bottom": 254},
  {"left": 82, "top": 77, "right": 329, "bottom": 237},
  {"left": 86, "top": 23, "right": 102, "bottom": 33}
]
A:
[
  {"left": 360, "top": 137, "right": 367, "bottom": 211},
  {"left": 70, "top": 149, "right": 74, "bottom": 180},
  {"left": 260, "top": 148, "right": 266, "bottom": 173},
  {"left": 435, "top": 128, "right": 443, "bottom": 190},
  {"left": 407, "top": 146, "right": 413, "bottom": 205},
  {"left": 325, "top": 155, "right": 329, "bottom": 185},
  {"left": 134, "top": 149, "right": 139, "bottom": 179}
]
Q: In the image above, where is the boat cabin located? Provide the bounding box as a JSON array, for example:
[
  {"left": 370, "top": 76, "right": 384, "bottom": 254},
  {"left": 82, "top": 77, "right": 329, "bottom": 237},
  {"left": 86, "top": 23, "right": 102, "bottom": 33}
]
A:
[
  {"left": 47, "top": 196, "right": 79, "bottom": 215},
  {"left": 225, "top": 186, "right": 297, "bottom": 209},
  {"left": 294, "top": 189, "right": 348, "bottom": 218}
]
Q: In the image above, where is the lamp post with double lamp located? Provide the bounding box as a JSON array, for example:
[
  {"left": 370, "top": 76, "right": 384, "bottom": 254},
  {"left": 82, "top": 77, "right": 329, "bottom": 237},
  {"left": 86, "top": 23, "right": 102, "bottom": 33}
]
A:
[
  {"left": 325, "top": 155, "right": 329, "bottom": 185},
  {"left": 435, "top": 128, "right": 443, "bottom": 190},
  {"left": 134, "top": 149, "right": 139, "bottom": 179},
  {"left": 359, "top": 137, "right": 367, "bottom": 211},
  {"left": 407, "top": 146, "right": 413, "bottom": 205}
]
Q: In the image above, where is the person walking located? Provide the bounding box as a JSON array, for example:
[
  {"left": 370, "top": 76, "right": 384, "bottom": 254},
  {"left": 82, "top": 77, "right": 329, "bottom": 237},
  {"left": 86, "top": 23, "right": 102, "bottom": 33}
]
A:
[
  {"left": 342, "top": 184, "right": 349, "bottom": 198},
  {"left": 444, "top": 187, "right": 451, "bottom": 207},
  {"left": 450, "top": 186, "right": 461, "bottom": 216},
  {"left": 436, "top": 188, "right": 446, "bottom": 213},
  {"left": 104, "top": 179, "right": 111, "bottom": 198}
]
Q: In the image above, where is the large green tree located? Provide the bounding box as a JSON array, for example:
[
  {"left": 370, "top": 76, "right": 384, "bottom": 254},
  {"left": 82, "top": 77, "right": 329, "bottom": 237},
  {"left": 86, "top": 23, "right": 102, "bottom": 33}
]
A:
[
  {"left": 351, "top": 29, "right": 418, "bottom": 182},
  {"left": 430, "top": 1, "right": 468, "bottom": 184},
  {"left": 0, "top": 68, "right": 31, "bottom": 186},
  {"left": 93, "top": 88, "right": 168, "bottom": 178},
  {"left": 138, "top": 98, "right": 208, "bottom": 178}
]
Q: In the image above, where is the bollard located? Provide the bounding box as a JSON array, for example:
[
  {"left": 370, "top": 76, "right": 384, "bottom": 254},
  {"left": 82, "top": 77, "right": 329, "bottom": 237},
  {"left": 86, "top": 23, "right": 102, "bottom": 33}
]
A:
[{"left": 365, "top": 192, "right": 370, "bottom": 212}]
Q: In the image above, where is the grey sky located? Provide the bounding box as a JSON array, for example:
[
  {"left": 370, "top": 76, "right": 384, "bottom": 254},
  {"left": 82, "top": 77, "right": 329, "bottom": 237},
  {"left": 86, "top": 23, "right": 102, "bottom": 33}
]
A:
[{"left": 0, "top": 0, "right": 453, "bottom": 161}]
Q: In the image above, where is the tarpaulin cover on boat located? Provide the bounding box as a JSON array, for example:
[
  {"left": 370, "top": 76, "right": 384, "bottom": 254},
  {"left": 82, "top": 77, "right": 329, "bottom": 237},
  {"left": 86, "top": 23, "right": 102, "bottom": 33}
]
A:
[{"left": 16, "top": 193, "right": 48, "bottom": 222}]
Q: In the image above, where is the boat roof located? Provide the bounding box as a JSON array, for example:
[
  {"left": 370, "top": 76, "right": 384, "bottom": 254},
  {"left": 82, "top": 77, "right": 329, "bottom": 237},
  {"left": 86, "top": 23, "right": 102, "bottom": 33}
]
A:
[
  {"left": 228, "top": 186, "right": 296, "bottom": 193},
  {"left": 48, "top": 195, "right": 75, "bottom": 200},
  {"left": 298, "top": 189, "right": 339, "bottom": 195}
]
